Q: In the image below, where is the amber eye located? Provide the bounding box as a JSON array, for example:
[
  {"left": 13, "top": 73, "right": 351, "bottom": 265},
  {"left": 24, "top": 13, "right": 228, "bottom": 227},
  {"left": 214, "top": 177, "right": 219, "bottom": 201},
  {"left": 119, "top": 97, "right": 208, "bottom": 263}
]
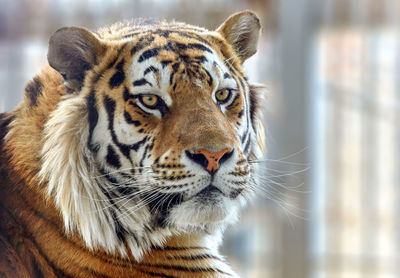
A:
[
  {"left": 140, "top": 94, "right": 159, "bottom": 108},
  {"left": 215, "top": 89, "right": 232, "bottom": 104}
]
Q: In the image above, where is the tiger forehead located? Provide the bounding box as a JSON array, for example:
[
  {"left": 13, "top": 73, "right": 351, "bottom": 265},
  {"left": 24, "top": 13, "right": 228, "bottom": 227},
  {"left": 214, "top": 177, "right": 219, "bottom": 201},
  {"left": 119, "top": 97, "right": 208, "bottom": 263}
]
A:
[{"left": 122, "top": 31, "right": 237, "bottom": 93}]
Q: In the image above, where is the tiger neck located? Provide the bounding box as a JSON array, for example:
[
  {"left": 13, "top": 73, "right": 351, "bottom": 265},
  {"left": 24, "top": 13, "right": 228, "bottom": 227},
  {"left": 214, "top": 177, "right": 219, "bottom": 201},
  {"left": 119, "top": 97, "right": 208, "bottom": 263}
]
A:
[{"left": 1, "top": 172, "right": 235, "bottom": 277}]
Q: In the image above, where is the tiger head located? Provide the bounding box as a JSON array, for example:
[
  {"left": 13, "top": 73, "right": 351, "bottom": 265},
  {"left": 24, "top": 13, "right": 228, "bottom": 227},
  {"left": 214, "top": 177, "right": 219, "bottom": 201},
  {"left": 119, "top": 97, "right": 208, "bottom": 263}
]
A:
[{"left": 39, "top": 11, "right": 265, "bottom": 260}]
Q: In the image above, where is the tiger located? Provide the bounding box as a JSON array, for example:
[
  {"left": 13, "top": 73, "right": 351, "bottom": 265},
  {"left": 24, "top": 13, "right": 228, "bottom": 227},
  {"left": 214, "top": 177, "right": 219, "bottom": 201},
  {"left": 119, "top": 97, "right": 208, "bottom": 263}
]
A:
[{"left": 0, "top": 10, "right": 265, "bottom": 278}]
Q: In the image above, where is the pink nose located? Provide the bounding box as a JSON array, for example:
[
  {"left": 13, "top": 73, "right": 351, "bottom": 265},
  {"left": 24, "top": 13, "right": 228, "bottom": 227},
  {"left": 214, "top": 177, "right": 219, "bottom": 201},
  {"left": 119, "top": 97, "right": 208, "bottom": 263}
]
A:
[
  {"left": 193, "top": 148, "right": 231, "bottom": 172},
  {"left": 185, "top": 148, "right": 234, "bottom": 174}
]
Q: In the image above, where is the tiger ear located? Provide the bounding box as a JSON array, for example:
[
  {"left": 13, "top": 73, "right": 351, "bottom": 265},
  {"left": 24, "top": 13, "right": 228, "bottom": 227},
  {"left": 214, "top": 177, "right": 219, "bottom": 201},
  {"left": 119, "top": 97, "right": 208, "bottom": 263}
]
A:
[
  {"left": 47, "top": 27, "right": 105, "bottom": 92},
  {"left": 216, "top": 11, "right": 261, "bottom": 62}
]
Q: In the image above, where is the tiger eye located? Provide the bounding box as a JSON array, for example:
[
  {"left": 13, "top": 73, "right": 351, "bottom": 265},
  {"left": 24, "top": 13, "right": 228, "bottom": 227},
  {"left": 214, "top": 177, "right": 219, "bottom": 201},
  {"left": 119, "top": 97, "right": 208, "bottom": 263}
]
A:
[
  {"left": 215, "top": 89, "right": 231, "bottom": 103},
  {"left": 141, "top": 94, "right": 158, "bottom": 107}
]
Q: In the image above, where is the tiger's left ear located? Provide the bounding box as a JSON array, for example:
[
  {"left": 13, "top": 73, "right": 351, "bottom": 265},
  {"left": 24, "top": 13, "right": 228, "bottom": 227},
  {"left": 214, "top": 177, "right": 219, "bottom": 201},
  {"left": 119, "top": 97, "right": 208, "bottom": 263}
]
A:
[
  {"left": 216, "top": 11, "right": 261, "bottom": 62},
  {"left": 48, "top": 27, "right": 106, "bottom": 92}
]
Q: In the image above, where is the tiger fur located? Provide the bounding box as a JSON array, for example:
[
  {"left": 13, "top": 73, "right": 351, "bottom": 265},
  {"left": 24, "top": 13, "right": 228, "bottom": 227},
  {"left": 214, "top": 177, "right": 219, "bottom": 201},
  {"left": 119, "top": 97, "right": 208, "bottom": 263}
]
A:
[{"left": 0, "top": 11, "right": 265, "bottom": 278}]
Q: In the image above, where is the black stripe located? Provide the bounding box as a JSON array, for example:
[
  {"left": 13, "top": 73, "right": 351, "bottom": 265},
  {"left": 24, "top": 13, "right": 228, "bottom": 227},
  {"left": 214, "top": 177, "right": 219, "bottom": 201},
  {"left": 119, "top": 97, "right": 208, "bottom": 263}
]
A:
[
  {"left": 139, "top": 263, "right": 232, "bottom": 276},
  {"left": 243, "top": 135, "right": 251, "bottom": 155},
  {"left": 152, "top": 246, "right": 207, "bottom": 251},
  {"left": 224, "top": 72, "right": 232, "bottom": 79},
  {"left": 194, "top": 55, "right": 207, "bottom": 63},
  {"left": 158, "top": 29, "right": 210, "bottom": 44},
  {"left": 238, "top": 76, "right": 251, "bottom": 146},
  {"left": 123, "top": 27, "right": 206, "bottom": 40},
  {"left": 204, "top": 68, "right": 213, "bottom": 87},
  {"left": 109, "top": 59, "right": 125, "bottom": 88},
  {"left": 161, "top": 60, "right": 172, "bottom": 68},
  {"left": 173, "top": 42, "right": 212, "bottom": 53},
  {"left": 226, "top": 93, "right": 240, "bottom": 110},
  {"left": 137, "top": 269, "right": 176, "bottom": 278},
  {"left": 167, "top": 253, "right": 223, "bottom": 261},
  {"left": 123, "top": 87, "right": 133, "bottom": 101},
  {"left": 99, "top": 167, "right": 119, "bottom": 185},
  {"left": 169, "top": 62, "right": 181, "bottom": 87},
  {"left": 0, "top": 205, "right": 74, "bottom": 278},
  {"left": 0, "top": 113, "right": 14, "bottom": 145},
  {"left": 130, "top": 35, "right": 155, "bottom": 54},
  {"left": 133, "top": 78, "right": 152, "bottom": 87},
  {"left": 131, "top": 136, "right": 149, "bottom": 151},
  {"left": 249, "top": 86, "right": 259, "bottom": 130},
  {"left": 124, "top": 111, "right": 141, "bottom": 126},
  {"left": 106, "top": 56, "right": 119, "bottom": 70},
  {"left": 171, "top": 62, "right": 180, "bottom": 72},
  {"left": 92, "top": 44, "right": 128, "bottom": 85},
  {"left": 138, "top": 47, "right": 161, "bottom": 62},
  {"left": 31, "top": 258, "right": 45, "bottom": 278},
  {"left": 144, "top": 66, "right": 159, "bottom": 75},
  {"left": 229, "top": 188, "right": 244, "bottom": 199},
  {"left": 138, "top": 40, "right": 213, "bottom": 64},
  {"left": 104, "top": 95, "right": 148, "bottom": 160},
  {"left": 25, "top": 76, "right": 42, "bottom": 107},
  {"left": 87, "top": 90, "right": 100, "bottom": 153},
  {"left": 97, "top": 180, "right": 131, "bottom": 243},
  {"left": 139, "top": 140, "right": 153, "bottom": 167},
  {"left": 147, "top": 192, "right": 183, "bottom": 227},
  {"left": 1, "top": 198, "right": 141, "bottom": 274},
  {"left": 238, "top": 109, "right": 244, "bottom": 118},
  {"left": 106, "top": 145, "right": 121, "bottom": 168}
]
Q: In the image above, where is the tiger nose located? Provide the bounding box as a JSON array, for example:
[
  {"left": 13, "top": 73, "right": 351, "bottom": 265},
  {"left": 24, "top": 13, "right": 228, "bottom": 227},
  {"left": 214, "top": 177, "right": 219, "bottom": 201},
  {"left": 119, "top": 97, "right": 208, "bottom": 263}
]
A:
[{"left": 185, "top": 148, "right": 234, "bottom": 174}]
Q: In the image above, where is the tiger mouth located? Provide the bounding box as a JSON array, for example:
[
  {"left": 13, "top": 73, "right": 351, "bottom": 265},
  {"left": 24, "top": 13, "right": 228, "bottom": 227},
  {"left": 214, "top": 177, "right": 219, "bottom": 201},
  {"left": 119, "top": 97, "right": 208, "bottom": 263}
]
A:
[{"left": 196, "top": 184, "right": 224, "bottom": 198}]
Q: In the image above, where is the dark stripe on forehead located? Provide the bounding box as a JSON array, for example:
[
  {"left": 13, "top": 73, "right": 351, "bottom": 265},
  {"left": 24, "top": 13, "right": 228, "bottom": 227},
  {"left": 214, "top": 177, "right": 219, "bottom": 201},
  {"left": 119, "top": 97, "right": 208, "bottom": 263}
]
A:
[
  {"left": 133, "top": 78, "right": 152, "bottom": 87},
  {"left": 144, "top": 66, "right": 159, "bottom": 75},
  {"left": 130, "top": 34, "right": 155, "bottom": 54},
  {"left": 174, "top": 31, "right": 210, "bottom": 44},
  {"left": 173, "top": 42, "right": 212, "bottom": 53},
  {"left": 123, "top": 27, "right": 208, "bottom": 42},
  {"left": 138, "top": 47, "right": 161, "bottom": 62},
  {"left": 138, "top": 41, "right": 213, "bottom": 63}
]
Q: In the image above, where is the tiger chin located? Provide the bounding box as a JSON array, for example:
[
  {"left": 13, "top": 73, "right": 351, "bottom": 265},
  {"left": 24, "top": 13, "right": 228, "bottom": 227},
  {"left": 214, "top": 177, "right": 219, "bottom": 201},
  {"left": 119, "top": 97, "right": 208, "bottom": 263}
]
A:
[{"left": 0, "top": 11, "right": 265, "bottom": 278}]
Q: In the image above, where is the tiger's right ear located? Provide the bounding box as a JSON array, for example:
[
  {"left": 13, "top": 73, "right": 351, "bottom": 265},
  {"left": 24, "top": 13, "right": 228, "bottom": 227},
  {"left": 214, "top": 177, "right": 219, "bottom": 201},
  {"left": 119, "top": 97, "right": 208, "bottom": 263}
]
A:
[{"left": 47, "top": 27, "right": 105, "bottom": 92}]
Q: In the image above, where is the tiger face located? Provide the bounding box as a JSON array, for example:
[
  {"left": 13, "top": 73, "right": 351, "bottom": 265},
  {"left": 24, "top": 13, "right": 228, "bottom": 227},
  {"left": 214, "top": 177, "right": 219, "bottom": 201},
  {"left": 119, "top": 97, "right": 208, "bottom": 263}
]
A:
[{"left": 40, "top": 11, "right": 265, "bottom": 259}]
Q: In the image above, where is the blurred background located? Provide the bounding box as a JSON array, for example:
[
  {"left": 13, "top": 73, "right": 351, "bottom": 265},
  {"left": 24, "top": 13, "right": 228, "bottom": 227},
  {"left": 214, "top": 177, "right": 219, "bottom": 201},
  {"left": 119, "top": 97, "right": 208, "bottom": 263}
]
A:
[{"left": 1, "top": 0, "right": 399, "bottom": 277}]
